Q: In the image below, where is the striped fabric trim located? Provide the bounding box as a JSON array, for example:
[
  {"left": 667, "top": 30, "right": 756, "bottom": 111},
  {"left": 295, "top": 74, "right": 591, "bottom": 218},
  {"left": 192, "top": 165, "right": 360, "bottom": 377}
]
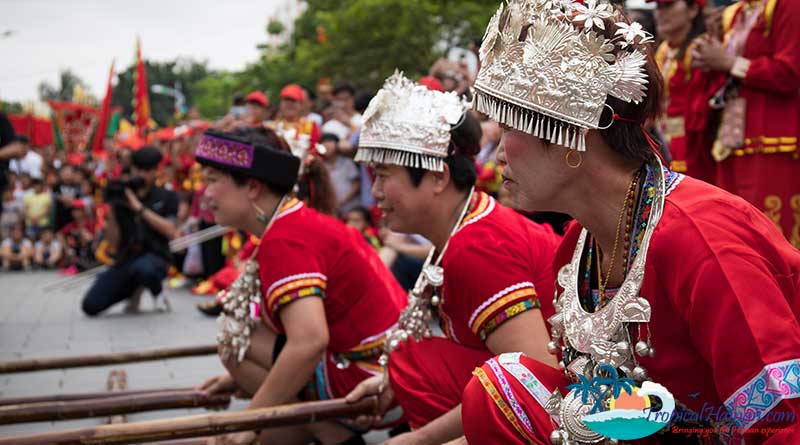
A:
[
  {"left": 478, "top": 298, "right": 540, "bottom": 341},
  {"left": 469, "top": 284, "right": 538, "bottom": 337},
  {"left": 487, "top": 358, "right": 536, "bottom": 438},
  {"left": 468, "top": 282, "right": 536, "bottom": 327},
  {"left": 473, "top": 367, "right": 537, "bottom": 444},
  {"left": 266, "top": 273, "right": 328, "bottom": 313},
  {"left": 265, "top": 272, "right": 327, "bottom": 301},
  {"left": 459, "top": 191, "right": 496, "bottom": 230},
  {"left": 275, "top": 198, "right": 303, "bottom": 220}
]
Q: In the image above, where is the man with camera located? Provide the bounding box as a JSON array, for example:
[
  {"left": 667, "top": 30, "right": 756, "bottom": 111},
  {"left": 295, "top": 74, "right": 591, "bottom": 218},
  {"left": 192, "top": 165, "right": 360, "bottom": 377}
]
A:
[{"left": 81, "top": 146, "right": 178, "bottom": 316}]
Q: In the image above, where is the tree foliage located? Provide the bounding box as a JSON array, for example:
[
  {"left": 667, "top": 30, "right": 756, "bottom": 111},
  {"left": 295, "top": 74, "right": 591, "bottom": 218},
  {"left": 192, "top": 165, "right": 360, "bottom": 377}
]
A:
[
  {"left": 111, "top": 58, "right": 211, "bottom": 126},
  {"left": 38, "top": 70, "right": 92, "bottom": 104},
  {"left": 191, "top": 0, "right": 497, "bottom": 118}
]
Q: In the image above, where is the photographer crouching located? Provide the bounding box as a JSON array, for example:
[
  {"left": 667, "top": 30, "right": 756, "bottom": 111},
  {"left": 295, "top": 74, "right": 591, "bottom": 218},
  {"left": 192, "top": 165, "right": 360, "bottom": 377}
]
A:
[{"left": 81, "top": 147, "right": 178, "bottom": 316}]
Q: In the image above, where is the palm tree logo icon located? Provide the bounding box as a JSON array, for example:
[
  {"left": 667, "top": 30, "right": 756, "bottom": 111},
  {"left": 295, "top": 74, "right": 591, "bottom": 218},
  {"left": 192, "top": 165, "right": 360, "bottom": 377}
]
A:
[{"left": 569, "top": 364, "right": 676, "bottom": 440}]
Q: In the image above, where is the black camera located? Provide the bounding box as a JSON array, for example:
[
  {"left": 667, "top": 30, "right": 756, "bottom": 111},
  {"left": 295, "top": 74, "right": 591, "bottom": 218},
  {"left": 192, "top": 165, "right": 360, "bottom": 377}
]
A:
[{"left": 104, "top": 177, "right": 146, "bottom": 205}]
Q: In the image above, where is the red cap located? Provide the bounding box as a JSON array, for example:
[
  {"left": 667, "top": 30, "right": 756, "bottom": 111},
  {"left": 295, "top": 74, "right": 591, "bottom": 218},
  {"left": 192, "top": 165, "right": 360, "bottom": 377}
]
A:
[
  {"left": 419, "top": 76, "right": 444, "bottom": 92},
  {"left": 245, "top": 91, "right": 269, "bottom": 108},
  {"left": 646, "top": 0, "right": 705, "bottom": 8},
  {"left": 280, "top": 84, "right": 308, "bottom": 101},
  {"left": 71, "top": 199, "right": 85, "bottom": 211}
]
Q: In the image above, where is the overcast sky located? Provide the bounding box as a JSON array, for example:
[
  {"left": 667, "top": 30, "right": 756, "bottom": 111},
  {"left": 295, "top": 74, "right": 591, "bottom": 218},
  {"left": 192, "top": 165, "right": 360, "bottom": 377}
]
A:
[{"left": 0, "top": 0, "right": 297, "bottom": 103}]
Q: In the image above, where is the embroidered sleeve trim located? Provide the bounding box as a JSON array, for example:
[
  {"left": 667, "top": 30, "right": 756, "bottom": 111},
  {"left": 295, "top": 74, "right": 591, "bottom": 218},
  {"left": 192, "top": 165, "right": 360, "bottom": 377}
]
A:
[
  {"left": 478, "top": 298, "right": 541, "bottom": 341},
  {"left": 266, "top": 272, "right": 328, "bottom": 313},
  {"left": 468, "top": 281, "right": 536, "bottom": 327},
  {"left": 266, "top": 272, "right": 327, "bottom": 298},
  {"left": 473, "top": 366, "right": 537, "bottom": 444},
  {"left": 470, "top": 285, "right": 539, "bottom": 339},
  {"left": 723, "top": 358, "right": 800, "bottom": 431}
]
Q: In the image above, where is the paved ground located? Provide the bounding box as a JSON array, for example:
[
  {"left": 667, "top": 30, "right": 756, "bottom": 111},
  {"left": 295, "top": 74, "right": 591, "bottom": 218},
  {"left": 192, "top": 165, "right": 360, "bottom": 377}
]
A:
[{"left": 0, "top": 270, "right": 388, "bottom": 443}]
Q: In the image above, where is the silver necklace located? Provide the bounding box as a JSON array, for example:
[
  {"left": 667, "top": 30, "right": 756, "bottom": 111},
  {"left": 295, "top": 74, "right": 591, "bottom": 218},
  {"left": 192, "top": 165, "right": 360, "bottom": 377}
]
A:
[
  {"left": 378, "top": 187, "right": 476, "bottom": 368},
  {"left": 217, "top": 195, "right": 290, "bottom": 364},
  {"left": 546, "top": 161, "right": 666, "bottom": 444}
]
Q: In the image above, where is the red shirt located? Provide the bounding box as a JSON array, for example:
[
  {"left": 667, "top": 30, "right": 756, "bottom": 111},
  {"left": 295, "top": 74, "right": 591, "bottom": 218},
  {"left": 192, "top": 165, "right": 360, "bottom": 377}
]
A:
[
  {"left": 257, "top": 198, "right": 405, "bottom": 354},
  {"left": 439, "top": 191, "right": 561, "bottom": 349},
  {"left": 465, "top": 173, "right": 800, "bottom": 445}
]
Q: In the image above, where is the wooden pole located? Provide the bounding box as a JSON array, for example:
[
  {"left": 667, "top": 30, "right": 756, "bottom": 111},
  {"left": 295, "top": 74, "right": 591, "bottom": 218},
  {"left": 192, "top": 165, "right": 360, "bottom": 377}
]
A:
[
  {"left": 0, "top": 396, "right": 378, "bottom": 445},
  {"left": 0, "top": 345, "right": 218, "bottom": 374},
  {"left": 0, "top": 387, "right": 196, "bottom": 406},
  {"left": 0, "top": 390, "right": 231, "bottom": 424}
]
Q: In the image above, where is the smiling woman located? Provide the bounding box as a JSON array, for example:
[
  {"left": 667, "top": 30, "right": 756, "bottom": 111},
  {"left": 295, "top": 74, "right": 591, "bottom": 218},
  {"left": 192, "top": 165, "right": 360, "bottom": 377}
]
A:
[
  {"left": 344, "top": 72, "right": 562, "bottom": 445},
  {"left": 193, "top": 128, "right": 406, "bottom": 444}
]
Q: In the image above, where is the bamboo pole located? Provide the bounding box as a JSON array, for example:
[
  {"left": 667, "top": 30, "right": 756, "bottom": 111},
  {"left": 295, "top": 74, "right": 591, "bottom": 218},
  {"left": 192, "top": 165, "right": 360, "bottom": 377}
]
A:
[
  {"left": 0, "top": 387, "right": 196, "bottom": 406},
  {"left": 0, "top": 345, "right": 218, "bottom": 374},
  {"left": 0, "top": 390, "right": 231, "bottom": 424},
  {"left": 0, "top": 396, "right": 378, "bottom": 445}
]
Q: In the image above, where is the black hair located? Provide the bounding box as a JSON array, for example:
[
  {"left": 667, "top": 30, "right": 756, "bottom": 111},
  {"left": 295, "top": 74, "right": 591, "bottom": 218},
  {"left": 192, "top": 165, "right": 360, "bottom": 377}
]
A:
[
  {"left": 404, "top": 111, "right": 482, "bottom": 192},
  {"left": 347, "top": 205, "right": 375, "bottom": 227},
  {"left": 354, "top": 92, "right": 374, "bottom": 114},
  {"left": 16, "top": 135, "right": 29, "bottom": 144},
  {"left": 226, "top": 126, "right": 337, "bottom": 215},
  {"left": 320, "top": 133, "right": 340, "bottom": 144},
  {"left": 333, "top": 82, "right": 356, "bottom": 97},
  {"left": 675, "top": 0, "right": 706, "bottom": 62}
]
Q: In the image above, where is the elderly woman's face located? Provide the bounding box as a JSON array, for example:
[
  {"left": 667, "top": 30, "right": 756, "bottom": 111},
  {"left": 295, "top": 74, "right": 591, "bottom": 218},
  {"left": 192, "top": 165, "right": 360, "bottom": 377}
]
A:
[{"left": 497, "top": 125, "right": 574, "bottom": 212}]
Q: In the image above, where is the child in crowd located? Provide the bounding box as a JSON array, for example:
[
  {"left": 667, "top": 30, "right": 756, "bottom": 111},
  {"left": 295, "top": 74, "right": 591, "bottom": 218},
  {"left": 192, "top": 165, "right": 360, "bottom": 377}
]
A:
[
  {"left": 0, "top": 189, "right": 22, "bottom": 238},
  {"left": 1, "top": 224, "right": 33, "bottom": 271},
  {"left": 34, "top": 228, "right": 63, "bottom": 269},
  {"left": 23, "top": 177, "right": 53, "bottom": 239},
  {"left": 345, "top": 206, "right": 381, "bottom": 251}
]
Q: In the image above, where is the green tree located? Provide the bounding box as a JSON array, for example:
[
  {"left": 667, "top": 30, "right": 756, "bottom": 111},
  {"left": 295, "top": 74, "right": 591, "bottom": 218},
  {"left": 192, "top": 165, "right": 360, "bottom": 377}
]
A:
[
  {"left": 191, "top": 0, "right": 498, "bottom": 117},
  {"left": 111, "top": 58, "right": 212, "bottom": 126},
  {"left": 0, "top": 101, "right": 24, "bottom": 114},
  {"left": 37, "top": 70, "right": 91, "bottom": 103}
]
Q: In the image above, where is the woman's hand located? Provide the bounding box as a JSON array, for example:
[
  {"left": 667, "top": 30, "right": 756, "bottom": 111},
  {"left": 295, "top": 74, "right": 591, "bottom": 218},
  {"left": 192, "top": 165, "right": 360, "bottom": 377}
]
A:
[
  {"left": 692, "top": 37, "right": 735, "bottom": 73},
  {"left": 197, "top": 373, "right": 236, "bottom": 396},
  {"left": 344, "top": 374, "right": 395, "bottom": 428}
]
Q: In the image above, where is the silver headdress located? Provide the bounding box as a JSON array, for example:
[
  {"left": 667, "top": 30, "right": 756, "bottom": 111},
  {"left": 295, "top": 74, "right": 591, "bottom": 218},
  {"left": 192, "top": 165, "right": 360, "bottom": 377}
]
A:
[
  {"left": 356, "top": 71, "right": 469, "bottom": 172},
  {"left": 473, "top": 0, "right": 653, "bottom": 151}
]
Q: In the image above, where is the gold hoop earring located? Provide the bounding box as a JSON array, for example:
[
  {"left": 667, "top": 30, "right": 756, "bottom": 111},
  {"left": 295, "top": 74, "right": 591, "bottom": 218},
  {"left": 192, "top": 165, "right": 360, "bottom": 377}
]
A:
[{"left": 565, "top": 150, "right": 583, "bottom": 168}]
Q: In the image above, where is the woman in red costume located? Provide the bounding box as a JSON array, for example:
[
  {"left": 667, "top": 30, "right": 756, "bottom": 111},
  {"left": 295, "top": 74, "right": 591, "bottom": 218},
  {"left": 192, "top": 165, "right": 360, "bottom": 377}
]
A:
[
  {"left": 344, "top": 73, "right": 561, "bottom": 444},
  {"left": 194, "top": 128, "right": 405, "bottom": 445},
  {"left": 460, "top": 1, "right": 800, "bottom": 444},
  {"left": 651, "top": 0, "right": 718, "bottom": 184},
  {"left": 694, "top": 0, "right": 800, "bottom": 248}
]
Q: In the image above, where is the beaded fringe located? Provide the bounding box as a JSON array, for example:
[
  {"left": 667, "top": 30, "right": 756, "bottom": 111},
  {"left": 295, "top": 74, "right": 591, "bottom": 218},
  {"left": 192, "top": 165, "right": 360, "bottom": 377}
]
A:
[
  {"left": 355, "top": 147, "right": 445, "bottom": 172},
  {"left": 474, "top": 91, "right": 586, "bottom": 151}
]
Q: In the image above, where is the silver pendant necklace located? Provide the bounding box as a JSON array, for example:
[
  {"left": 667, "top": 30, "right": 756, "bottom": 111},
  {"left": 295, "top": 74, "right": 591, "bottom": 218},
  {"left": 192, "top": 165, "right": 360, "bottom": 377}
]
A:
[
  {"left": 546, "top": 161, "right": 666, "bottom": 444},
  {"left": 217, "top": 195, "right": 290, "bottom": 364},
  {"left": 378, "top": 186, "right": 475, "bottom": 368}
]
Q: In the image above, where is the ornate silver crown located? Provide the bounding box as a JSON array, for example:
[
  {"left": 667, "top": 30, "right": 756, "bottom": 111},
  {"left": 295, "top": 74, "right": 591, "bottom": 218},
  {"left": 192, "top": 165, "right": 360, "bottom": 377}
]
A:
[
  {"left": 474, "top": 0, "right": 653, "bottom": 151},
  {"left": 356, "top": 71, "right": 469, "bottom": 172}
]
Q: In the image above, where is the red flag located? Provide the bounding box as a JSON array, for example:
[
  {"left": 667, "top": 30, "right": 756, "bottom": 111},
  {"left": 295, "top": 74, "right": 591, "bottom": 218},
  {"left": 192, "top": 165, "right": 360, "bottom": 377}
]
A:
[
  {"left": 133, "top": 37, "right": 150, "bottom": 137},
  {"left": 92, "top": 61, "right": 115, "bottom": 154}
]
